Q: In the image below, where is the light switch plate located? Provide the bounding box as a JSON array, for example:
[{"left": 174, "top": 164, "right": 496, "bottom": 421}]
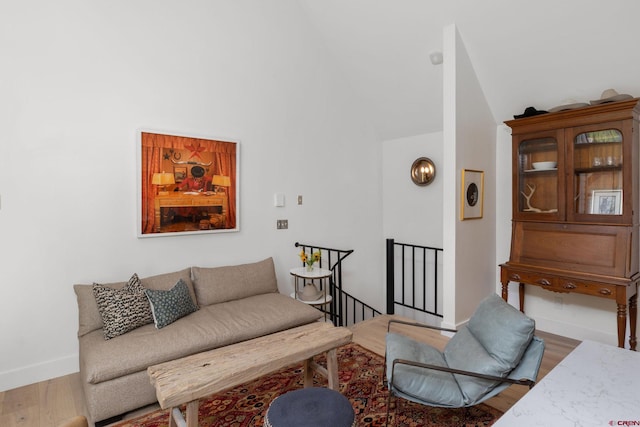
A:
[{"left": 274, "top": 193, "right": 285, "bottom": 207}]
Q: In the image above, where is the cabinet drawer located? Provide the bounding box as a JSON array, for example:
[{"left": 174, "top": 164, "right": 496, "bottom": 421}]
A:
[
  {"left": 557, "top": 278, "right": 617, "bottom": 299},
  {"left": 503, "top": 267, "right": 618, "bottom": 299},
  {"left": 505, "top": 270, "right": 556, "bottom": 288}
]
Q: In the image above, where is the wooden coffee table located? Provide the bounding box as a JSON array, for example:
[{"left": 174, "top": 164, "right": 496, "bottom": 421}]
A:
[{"left": 148, "top": 322, "right": 353, "bottom": 427}]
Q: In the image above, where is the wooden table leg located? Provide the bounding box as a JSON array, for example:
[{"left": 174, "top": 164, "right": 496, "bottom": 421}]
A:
[
  {"left": 303, "top": 349, "right": 340, "bottom": 390},
  {"left": 616, "top": 302, "right": 627, "bottom": 349},
  {"left": 303, "top": 358, "right": 314, "bottom": 388},
  {"left": 519, "top": 282, "right": 525, "bottom": 313},
  {"left": 629, "top": 292, "right": 637, "bottom": 351},
  {"left": 501, "top": 280, "right": 509, "bottom": 302},
  {"left": 170, "top": 401, "right": 199, "bottom": 427},
  {"left": 185, "top": 401, "right": 199, "bottom": 427},
  {"left": 326, "top": 348, "right": 338, "bottom": 391}
]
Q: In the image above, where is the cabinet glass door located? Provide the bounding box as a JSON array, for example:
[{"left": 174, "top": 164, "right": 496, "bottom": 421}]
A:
[
  {"left": 570, "top": 126, "right": 624, "bottom": 221},
  {"left": 516, "top": 135, "right": 562, "bottom": 220}
]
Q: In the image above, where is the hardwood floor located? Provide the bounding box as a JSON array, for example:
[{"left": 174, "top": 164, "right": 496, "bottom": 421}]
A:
[{"left": 0, "top": 315, "right": 580, "bottom": 427}]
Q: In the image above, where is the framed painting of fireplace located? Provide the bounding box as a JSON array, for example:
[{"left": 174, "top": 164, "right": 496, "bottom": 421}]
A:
[{"left": 137, "top": 130, "right": 239, "bottom": 237}]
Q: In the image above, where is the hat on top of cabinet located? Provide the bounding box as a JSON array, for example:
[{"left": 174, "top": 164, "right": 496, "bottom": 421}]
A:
[
  {"left": 590, "top": 89, "right": 633, "bottom": 105},
  {"left": 548, "top": 98, "right": 589, "bottom": 112},
  {"left": 513, "top": 106, "right": 548, "bottom": 119}
]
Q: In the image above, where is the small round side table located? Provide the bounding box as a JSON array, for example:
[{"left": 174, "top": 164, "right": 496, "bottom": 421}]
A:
[{"left": 290, "top": 267, "right": 333, "bottom": 322}]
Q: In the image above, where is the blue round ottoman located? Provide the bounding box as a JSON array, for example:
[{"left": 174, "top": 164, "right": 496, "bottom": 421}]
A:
[{"left": 264, "top": 387, "right": 355, "bottom": 427}]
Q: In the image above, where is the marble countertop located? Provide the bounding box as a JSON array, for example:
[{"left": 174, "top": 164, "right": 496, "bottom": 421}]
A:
[{"left": 494, "top": 340, "right": 640, "bottom": 427}]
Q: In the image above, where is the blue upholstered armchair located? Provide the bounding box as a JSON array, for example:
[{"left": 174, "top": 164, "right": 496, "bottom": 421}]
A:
[{"left": 385, "top": 294, "right": 545, "bottom": 424}]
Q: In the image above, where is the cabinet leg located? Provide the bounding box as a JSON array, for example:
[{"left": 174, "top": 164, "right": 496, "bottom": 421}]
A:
[
  {"left": 629, "top": 293, "right": 637, "bottom": 351},
  {"left": 616, "top": 303, "right": 627, "bottom": 349},
  {"left": 519, "top": 282, "right": 525, "bottom": 313},
  {"left": 501, "top": 281, "right": 509, "bottom": 302}
]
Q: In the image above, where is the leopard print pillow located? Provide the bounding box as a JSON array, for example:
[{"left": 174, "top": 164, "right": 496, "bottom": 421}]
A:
[{"left": 93, "top": 273, "right": 154, "bottom": 339}]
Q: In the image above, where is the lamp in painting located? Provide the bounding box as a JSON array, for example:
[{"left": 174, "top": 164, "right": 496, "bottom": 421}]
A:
[
  {"left": 212, "top": 175, "right": 231, "bottom": 193},
  {"left": 152, "top": 172, "right": 175, "bottom": 195}
]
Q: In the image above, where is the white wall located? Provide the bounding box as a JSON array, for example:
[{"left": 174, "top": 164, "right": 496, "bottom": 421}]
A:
[
  {"left": 382, "top": 133, "right": 444, "bottom": 247},
  {"left": 0, "top": 1, "right": 383, "bottom": 391},
  {"left": 443, "top": 24, "right": 497, "bottom": 327},
  {"left": 382, "top": 133, "right": 444, "bottom": 322}
]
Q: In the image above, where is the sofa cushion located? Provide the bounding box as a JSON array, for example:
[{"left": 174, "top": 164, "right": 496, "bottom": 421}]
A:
[
  {"left": 92, "top": 274, "right": 153, "bottom": 339},
  {"left": 145, "top": 279, "right": 198, "bottom": 329},
  {"left": 80, "top": 292, "right": 321, "bottom": 385},
  {"left": 192, "top": 257, "right": 278, "bottom": 306},
  {"left": 74, "top": 268, "right": 195, "bottom": 337}
]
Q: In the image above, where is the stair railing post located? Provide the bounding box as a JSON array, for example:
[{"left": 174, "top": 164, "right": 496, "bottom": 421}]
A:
[{"left": 386, "top": 238, "right": 395, "bottom": 314}]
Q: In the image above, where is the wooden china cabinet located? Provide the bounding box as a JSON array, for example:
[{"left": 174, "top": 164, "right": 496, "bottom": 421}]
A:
[{"left": 500, "top": 98, "right": 640, "bottom": 349}]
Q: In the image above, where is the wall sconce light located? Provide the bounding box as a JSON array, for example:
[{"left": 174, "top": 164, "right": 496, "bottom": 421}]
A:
[
  {"left": 152, "top": 171, "right": 175, "bottom": 195},
  {"left": 212, "top": 175, "right": 231, "bottom": 193},
  {"left": 410, "top": 157, "right": 436, "bottom": 186}
]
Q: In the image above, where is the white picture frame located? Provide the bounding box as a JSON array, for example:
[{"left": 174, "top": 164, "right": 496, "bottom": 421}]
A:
[{"left": 591, "top": 189, "right": 622, "bottom": 215}]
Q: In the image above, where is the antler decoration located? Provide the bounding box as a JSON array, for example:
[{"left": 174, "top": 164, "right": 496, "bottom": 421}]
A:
[
  {"left": 170, "top": 158, "right": 212, "bottom": 166},
  {"left": 521, "top": 184, "right": 542, "bottom": 212}
]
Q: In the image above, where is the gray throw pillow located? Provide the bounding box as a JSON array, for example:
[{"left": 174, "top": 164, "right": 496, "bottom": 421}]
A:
[
  {"left": 92, "top": 273, "right": 154, "bottom": 340},
  {"left": 145, "top": 279, "right": 198, "bottom": 329}
]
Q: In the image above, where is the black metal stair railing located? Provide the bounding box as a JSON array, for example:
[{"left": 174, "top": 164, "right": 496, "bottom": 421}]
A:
[
  {"left": 386, "top": 238, "right": 443, "bottom": 318},
  {"left": 294, "top": 242, "right": 381, "bottom": 326},
  {"left": 294, "top": 239, "right": 442, "bottom": 327}
]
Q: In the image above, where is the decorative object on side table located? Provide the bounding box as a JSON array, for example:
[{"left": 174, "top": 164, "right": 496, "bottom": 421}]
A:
[
  {"left": 299, "top": 249, "right": 321, "bottom": 272},
  {"left": 299, "top": 282, "right": 322, "bottom": 301}
]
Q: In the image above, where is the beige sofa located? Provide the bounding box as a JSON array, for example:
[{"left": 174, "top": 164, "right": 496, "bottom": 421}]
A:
[{"left": 74, "top": 257, "right": 321, "bottom": 424}]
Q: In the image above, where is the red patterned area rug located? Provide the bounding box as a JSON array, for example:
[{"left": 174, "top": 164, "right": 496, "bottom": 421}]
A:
[{"left": 113, "top": 343, "right": 502, "bottom": 427}]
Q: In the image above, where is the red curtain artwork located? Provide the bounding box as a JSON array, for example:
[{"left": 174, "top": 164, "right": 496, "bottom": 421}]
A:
[{"left": 140, "top": 131, "right": 238, "bottom": 235}]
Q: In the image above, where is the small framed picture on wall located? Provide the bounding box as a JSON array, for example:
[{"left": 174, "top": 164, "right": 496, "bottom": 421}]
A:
[{"left": 461, "top": 169, "right": 484, "bottom": 220}]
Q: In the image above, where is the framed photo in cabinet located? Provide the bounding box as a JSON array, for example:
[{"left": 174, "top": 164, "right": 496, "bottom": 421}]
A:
[
  {"left": 591, "top": 189, "right": 622, "bottom": 215},
  {"left": 461, "top": 169, "right": 484, "bottom": 220}
]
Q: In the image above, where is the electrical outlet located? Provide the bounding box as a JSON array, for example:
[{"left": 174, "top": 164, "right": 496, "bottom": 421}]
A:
[
  {"left": 297, "top": 195, "right": 303, "bottom": 205},
  {"left": 277, "top": 219, "right": 288, "bottom": 229}
]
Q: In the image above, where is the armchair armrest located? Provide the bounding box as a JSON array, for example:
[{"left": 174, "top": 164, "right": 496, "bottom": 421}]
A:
[
  {"left": 387, "top": 319, "right": 457, "bottom": 334},
  {"left": 390, "top": 358, "right": 536, "bottom": 389}
]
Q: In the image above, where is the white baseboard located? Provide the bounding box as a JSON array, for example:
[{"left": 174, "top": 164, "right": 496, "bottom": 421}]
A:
[
  {"left": 0, "top": 354, "right": 78, "bottom": 392},
  {"left": 534, "top": 316, "right": 620, "bottom": 347}
]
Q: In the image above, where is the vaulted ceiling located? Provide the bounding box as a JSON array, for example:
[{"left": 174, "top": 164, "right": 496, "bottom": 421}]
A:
[{"left": 299, "top": 0, "right": 640, "bottom": 140}]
